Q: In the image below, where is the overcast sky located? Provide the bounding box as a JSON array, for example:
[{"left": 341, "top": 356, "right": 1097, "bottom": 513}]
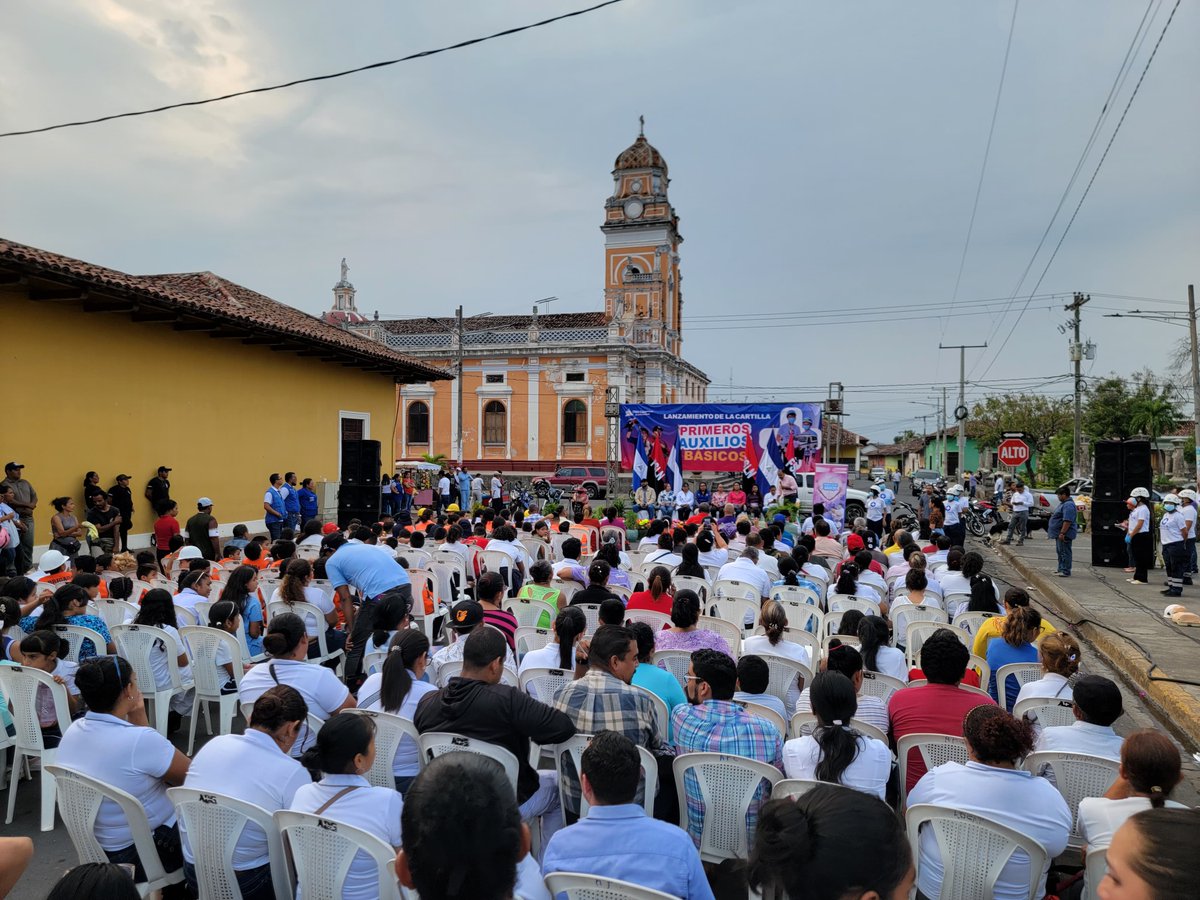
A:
[{"left": 2, "top": 0, "right": 1196, "bottom": 442}]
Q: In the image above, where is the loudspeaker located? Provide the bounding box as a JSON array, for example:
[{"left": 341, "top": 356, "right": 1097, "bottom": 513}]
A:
[
  {"left": 1092, "top": 533, "right": 1129, "bottom": 567},
  {"left": 1089, "top": 500, "right": 1129, "bottom": 538},
  {"left": 1122, "top": 440, "right": 1152, "bottom": 494},
  {"left": 337, "top": 484, "right": 380, "bottom": 526},
  {"left": 341, "top": 440, "right": 382, "bottom": 486},
  {"left": 1092, "top": 441, "right": 1124, "bottom": 500}
]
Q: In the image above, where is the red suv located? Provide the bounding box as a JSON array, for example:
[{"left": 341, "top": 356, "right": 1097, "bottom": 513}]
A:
[{"left": 539, "top": 465, "right": 607, "bottom": 499}]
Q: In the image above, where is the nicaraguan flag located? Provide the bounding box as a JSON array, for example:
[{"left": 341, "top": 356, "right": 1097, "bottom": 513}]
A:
[
  {"left": 757, "top": 430, "right": 786, "bottom": 497},
  {"left": 632, "top": 429, "right": 650, "bottom": 489},
  {"left": 665, "top": 440, "right": 684, "bottom": 493}
]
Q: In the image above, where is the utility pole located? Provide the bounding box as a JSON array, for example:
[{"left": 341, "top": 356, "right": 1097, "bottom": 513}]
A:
[
  {"left": 939, "top": 343, "right": 987, "bottom": 479},
  {"left": 454, "top": 305, "right": 464, "bottom": 466},
  {"left": 940, "top": 386, "right": 948, "bottom": 475},
  {"left": 1066, "top": 293, "right": 1090, "bottom": 478},
  {"left": 1189, "top": 284, "right": 1199, "bottom": 480}
]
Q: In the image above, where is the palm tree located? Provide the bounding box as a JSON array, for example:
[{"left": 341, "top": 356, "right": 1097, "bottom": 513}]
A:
[
  {"left": 419, "top": 452, "right": 447, "bottom": 467},
  {"left": 1130, "top": 397, "right": 1181, "bottom": 472}
]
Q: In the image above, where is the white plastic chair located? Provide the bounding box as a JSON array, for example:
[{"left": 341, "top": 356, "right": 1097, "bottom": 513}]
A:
[
  {"left": 821, "top": 632, "right": 861, "bottom": 658},
  {"left": 434, "top": 659, "right": 519, "bottom": 689},
  {"left": 344, "top": 708, "right": 422, "bottom": 790},
  {"left": 418, "top": 732, "right": 520, "bottom": 794},
  {"left": 757, "top": 653, "right": 812, "bottom": 711},
  {"left": 771, "top": 778, "right": 825, "bottom": 800},
  {"left": 1083, "top": 846, "right": 1107, "bottom": 900},
  {"left": 274, "top": 809, "right": 404, "bottom": 900},
  {"left": 858, "top": 670, "right": 905, "bottom": 705},
  {"left": 168, "top": 787, "right": 293, "bottom": 900},
  {"left": 111, "top": 623, "right": 194, "bottom": 736},
  {"left": 652, "top": 649, "right": 691, "bottom": 689},
  {"left": 672, "top": 574, "right": 710, "bottom": 601},
  {"left": 889, "top": 604, "right": 949, "bottom": 639},
  {"left": 179, "top": 625, "right": 245, "bottom": 755},
  {"left": 968, "top": 654, "right": 991, "bottom": 691},
  {"left": 551, "top": 578, "right": 581, "bottom": 604},
  {"left": 364, "top": 648, "right": 388, "bottom": 676},
  {"left": 905, "top": 620, "right": 959, "bottom": 668},
  {"left": 698, "top": 616, "right": 742, "bottom": 657},
  {"left": 897, "top": 734, "right": 969, "bottom": 807},
  {"left": 543, "top": 873, "right": 676, "bottom": 900},
  {"left": 672, "top": 752, "right": 783, "bottom": 862},
  {"left": 91, "top": 597, "right": 138, "bottom": 629},
  {"left": 630, "top": 685, "right": 670, "bottom": 740},
  {"left": 0, "top": 664, "right": 71, "bottom": 830},
  {"left": 173, "top": 605, "right": 198, "bottom": 627},
  {"left": 520, "top": 666, "right": 575, "bottom": 703},
  {"left": 551, "top": 733, "right": 659, "bottom": 819},
  {"left": 827, "top": 596, "right": 881, "bottom": 618},
  {"left": 747, "top": 629, "right": 821, "bottom": 668},
  {"left": 405, "top": 568, "right": 448, "bottom": 649},
  {"left": 1013, "top": 697, "right": 1076, "bottom": 730},
  {"left": 770, "top": 584, "right": 821, "bottom": 608},
  {"left": 906, "top": 803, "right": 1049, "bottom": 900},
  {"left": 995, "top": 663, "right": 1044, "bottom": 712},
  {"left": 1023, "top": 751, "right": 1122, "bottom": 849},
  {"left": 47, "top": 763, "right": 185, "bottom": 897},
  {"left": 504, "top": 596, "right": 557, "bottom": 629},
  {"left": 575, "top": 603, "right": 604, "bottom": 635},
  {"left": 735, "top": 699, "right": 787, "bottom": 739},
  {"left": 787, "top": 605, "right": 824, "bottom": 636},
  {"left": 51, "top": 623, "right": 109, "bottom": 663},
  {"left": 624, "top": 608, "right": 672, "bottom": 631},
  {"left": 515, "top": 625, "right": 554, "bottom": 657},
  {"left": 479, "top": 550, "right": 519, "bottom": 594},
  {"left": 266, "top": 600, "right": 346, "bottom": 676},
  {"left": 598, "top": 526, "right": 627, "bottom": 549}
]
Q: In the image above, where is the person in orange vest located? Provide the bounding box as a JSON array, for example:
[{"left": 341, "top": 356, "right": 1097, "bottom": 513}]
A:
[
  {"left": 35, "top": 549, "right": 74, "bottom": 588},
  {"left": 241, "top": 539, "right": 270, "bottom": 571}
]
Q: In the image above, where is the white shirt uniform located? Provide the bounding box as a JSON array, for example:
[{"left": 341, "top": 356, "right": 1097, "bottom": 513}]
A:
[
  {"left": 55, "top": 712, "right": 178, "bottom": 852},
  {"left": 943, "top": 497, "right": 964, "bottom": 526},
  {"left": 1078, "top": 796, "right": 1188, "bottom": 852},
  {"left": 862, "top": 644, "right": 909, "bottom": 682},
  {"left": 644, "top": 549, "right": 682, "bottom": 569},
  {"left": 879, "top": 488, "right": 895, "bottom": 509},
  {"left": 716, "top": 557, "right": 773, "bottom": 599},
  {"left": 356, "top": 671, "right": 439, "bottom": 778},
  {"left": 1035, "top": 720, "right": 1124, "bottom": 760},
  {"left": 290, "top": 774, "right": 404, "bottom": 900},
  {"left": 908, "top": 761, "right": 1071, "bottom": 900},
  {"left": 1011, "top": 489, "right": 1034, "bottom": 513},
  {"left": 741, "top": 634, "right": 812, "bottom": 670},
  {"left": 697, "top": 548, "right": 729, "bottom": 568},
  {"left": 1127, "top": 504, "right": 1151, "bottom": 535},
  {"left": 676, "top": 490, "right": 695, "bottom": 508},
  {"left": 518, "top": 642, "right": 571, "bottom": 676},
  {"left": 782, "top": 733, "right": 892, "bottom": 799},
  {"left": 238, "top": 658, "right": 350, "bottom": 757},
  {"left": 757, "top": 553, "right": 781, "bottom": 581},
  {"left": 994, "top": 476, "right": 1005, "bottom": 495},
  {"left": 491, "top": 477, "right": 502, "bottom": 499},
  {"left": 181, "top": 729, "right": 310, "bottom": 868},
  {"left": 1180, "top": 502, "right": 1197, "bottom": 539},
  {"left": 865, "top": 498, "right": 885, "bottom": 522},
  {"left": 438, "top": 476, "right": 451, "bottom": 496},
  {"left": 1160, "top": 510, "right": 1185, "bottom": 545}
]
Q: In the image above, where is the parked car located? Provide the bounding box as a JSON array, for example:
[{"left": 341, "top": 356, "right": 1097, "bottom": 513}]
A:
[
  {"left": 1031, "top": 477, "right": 1160, "bottom": 520},
  {"left": 869, "top": 466, "right": 888, "bottom": 481},
  {"left": 910, "top": 469, "right": 942, "bottom": 495},
  {"left": 538, "top": 465, "right": 607, "bottom": 499}
]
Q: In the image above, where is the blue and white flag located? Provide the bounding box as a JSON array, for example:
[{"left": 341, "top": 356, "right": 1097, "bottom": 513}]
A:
[
  {"left": 665, "top": 439, "right": 684, "bottom": 493},
  {"left": 631, "top": 428, "right": 650, "bottom": 489},
  {"left": 756, "top": 430, "right": 786, "bottom": 498}
]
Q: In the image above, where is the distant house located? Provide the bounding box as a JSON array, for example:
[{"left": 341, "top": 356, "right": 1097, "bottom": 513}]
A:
[{"left": 0, "top": 238, "right": 447, "bottom": 550}]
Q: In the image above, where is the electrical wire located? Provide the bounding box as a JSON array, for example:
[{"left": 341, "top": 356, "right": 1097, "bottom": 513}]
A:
[
  {"left": 0, "top": 0, "right": 628, "bottom": 139},
  {"left": 971, "top": 0, "right": 1181, "bottom": 381}
]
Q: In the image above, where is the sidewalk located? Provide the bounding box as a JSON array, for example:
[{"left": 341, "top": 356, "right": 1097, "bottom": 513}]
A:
[{"left": 987, "top": 531, "right": 1200, "bottom": 752}]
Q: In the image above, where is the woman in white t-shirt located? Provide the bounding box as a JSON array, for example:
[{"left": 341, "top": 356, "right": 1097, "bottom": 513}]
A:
[
  {"left": 743, "top": 599, "right": 813, "bottom": 669},
  {"left": 131, "top": 589, "right": 194, "bottom": 721},
  {"left": 1014, "top": 631, "right": 1080, "bottom": 733},
  {"left": 270, "top": 558, "right": 345, "bottom": 657},
  {"left": 55, "top": 655, "right": 191, "bottom": 879},
  {"left": 1126, "top": 493, "right": 1153, "bottom": 585},
  {"left": 783, "top": 671, "right": 891, "bottom": 798},
  {"left": 238, "top": 613, "right": 354, "bottom": 757},
  {"left": 856, "top": 615, "right": 908, "bottom": 683},
  {"left": 181, "top": 685, "right": 311, "bottom": 900},
  {"left": 356, "top": 629, "right": 438, "bottom": 793},
  {"left": 290, "top": 713, "right": 403, "bottom": 900},
  {"left": 517, "top": 606, "right": 586, "bottom": 678},
  {"left": 6, "top": 630, "right": 81, "bottom": 746}
]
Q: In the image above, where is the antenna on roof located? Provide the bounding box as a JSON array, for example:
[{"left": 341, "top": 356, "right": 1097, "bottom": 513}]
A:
[{"left": 535, "top": 296, "right": 558, "bottom": 312}]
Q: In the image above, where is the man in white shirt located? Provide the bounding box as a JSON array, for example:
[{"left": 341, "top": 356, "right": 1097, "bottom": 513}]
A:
[
  {"left": 675, "top": 482, "right": 695, "bottom": 512},
  {"left": 657, "top": 488, "right": 677, "bottom": 521},
  {"left": 1035, "top": 675, "right": 1125, "bottom": 760},
  {"left": 490, "top": 472, "right": 503, "bottom": 512},
  {"left": 800, "top": 503, "right": 832, "bottom": 536},
  {"left": 716, "top": 546, "right": 772, "bottom": 599},
  {"left": 695, "top": 530, "right": 728, "bottom": 568},
  {"left": 1002, "top": 480, "right": 1034, "bottom": 546},
  {"left": 877, "top": 482, "right": 895, "bottom": 530},
  {"left": 777, "top": 470, "right": 798, "bottom": 504},
  {"left": 437, "top": 472, "right": 452, "bottom": 512},
  {"left": 747, "top": 533, "right": 780, "bottom": 580},
  {"left": 470, "top": 473, "right": 484, "bottom": 508},
  {"left": 993, "top": 473, "right": 1006, "bottom": 508}
]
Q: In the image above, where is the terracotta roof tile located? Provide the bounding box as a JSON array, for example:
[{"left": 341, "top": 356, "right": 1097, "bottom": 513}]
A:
[
  {"left": 0, "top": 239, "right": 448, "bottom": 381},
  {"left": 379, "top": 311, "right": 608, "bottom": 335}
]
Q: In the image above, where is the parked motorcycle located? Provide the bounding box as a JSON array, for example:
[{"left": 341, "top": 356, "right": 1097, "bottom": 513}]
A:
[{"left": 964, "top": 497, "right": 1004, "bottom": 537}]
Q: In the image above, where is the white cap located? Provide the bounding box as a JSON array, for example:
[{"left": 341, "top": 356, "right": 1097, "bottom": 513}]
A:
[
  {"left": 1179, "top": 489, "right": 1196, "bottom": 501},
  {"left": 37, "top": 549, "right": 69, "bottom": 572},
  {"left": 1129, "top": 487, "right": 1150, "bottom": 499},
  {"left": 948, "top": 484, "right": 963, "bottom": 494},
  {"left": 1164, "top": 493, "right": 1181, "bottom": 504},
  {"left": 178, "top": 546, "right": 204, "bottom": 560},
  {"left": 197, "top": 497, "right": 214, "bottom": 508}
]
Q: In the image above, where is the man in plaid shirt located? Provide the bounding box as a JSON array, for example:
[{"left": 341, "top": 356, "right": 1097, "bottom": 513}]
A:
[
  {"left": 672, "top": 649, "right": 784, "bottom": 846},
  {"left": 551, "top": 625, "right": 671, "bottom": 815}
]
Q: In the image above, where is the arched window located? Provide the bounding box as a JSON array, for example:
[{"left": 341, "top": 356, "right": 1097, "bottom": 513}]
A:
[
  {"left": 483, "top": 400, "right": 507, "bottom": 446},
  {"left": 407, "top": 401, "right": 429, "bottom": 444},
  {"left": 562, "top": 399, "right": 587, "bottom": 444}
]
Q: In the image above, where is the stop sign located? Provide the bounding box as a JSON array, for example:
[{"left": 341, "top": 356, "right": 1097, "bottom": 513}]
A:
[{"left": 997, "top": 438, "right": 1030, "bottom": 467}]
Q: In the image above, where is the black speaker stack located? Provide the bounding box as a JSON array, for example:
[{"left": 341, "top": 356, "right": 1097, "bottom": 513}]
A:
[
  {"left": 339, "top": 439, "right": 382, "bottom": 526},
  {"left": 1091, "top": 439, "right": 1153, "bottom": 567}
]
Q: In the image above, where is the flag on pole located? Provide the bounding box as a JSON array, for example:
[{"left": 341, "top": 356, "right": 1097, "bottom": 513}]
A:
[
  {"left": 757, "top": 430, "right": 785, "bottom": 498},
  {"left": 743, "top": 433, "right": 761, "bottom": 481},
  {"left": 631, "top": 429, "right": 649, "bottom": 489},
  {"left": 665, "top": 440, "right": 683, "bottom": 493}
]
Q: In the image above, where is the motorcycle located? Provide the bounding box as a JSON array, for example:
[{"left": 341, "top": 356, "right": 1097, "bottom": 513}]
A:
[
  {"left": 891, "top": 500, "right": 921, "bottom": 532},
  {"left": 964, "top": 497, "right": 1004, "bottom": 537}
]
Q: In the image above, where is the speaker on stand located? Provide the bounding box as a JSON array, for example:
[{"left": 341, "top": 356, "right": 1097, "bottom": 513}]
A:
[
  {"left": 339, "top": 439, "right": 383, "bottom": 525},
  {"left": 1121, "top": 440, "right": 1152, "bottom": 496},
  {"left": 1092, "top": 441, "right": 1124, "bottom": 501}
]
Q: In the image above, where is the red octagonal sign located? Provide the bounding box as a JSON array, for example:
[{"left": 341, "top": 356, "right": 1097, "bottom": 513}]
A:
[{"left": 997, "top": 438, "right": 1030, "bottom": 467}]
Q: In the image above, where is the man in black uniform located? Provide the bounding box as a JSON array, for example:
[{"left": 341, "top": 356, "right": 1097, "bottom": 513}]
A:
[{"left": 109, "top": 474, "right": 134, "bottom": 551}]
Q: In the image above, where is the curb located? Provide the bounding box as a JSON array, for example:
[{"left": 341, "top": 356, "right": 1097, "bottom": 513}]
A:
[{"left": 993, "top": 543, "right": 1200, "bottom": 753}]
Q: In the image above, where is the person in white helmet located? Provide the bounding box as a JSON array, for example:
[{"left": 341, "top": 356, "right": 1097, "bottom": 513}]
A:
[
  {"left": 877, "top": 480, "right": 895, "bottom": 531},
  {"left": 864, "top": 486, "right": 886, "bottom": 540},
  {"left": 1159, "top": 493, "right": 1186, "bottom": 598},
  {"left": 1126, "top": 488, "right": 1153, "bottom": 585},
  {"left": 1178, "top": 489, "right": 1198, "bottom": 584},
  {"left": 943, "top": 484, "right": 967, "bottom": 547}
]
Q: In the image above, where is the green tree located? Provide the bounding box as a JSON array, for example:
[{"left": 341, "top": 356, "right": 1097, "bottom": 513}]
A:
[
  {"left": 892, "top": 429, "right": 920, "bottom": 443},
  {"left": 1130, "top": 396, "right": 1181, "bottom": 458},
  {"left": 968, "top": 394, "right": 1072, "bottom": 481},
  {"left": 1040, "top": 431, "right": 1074, "bottom": 486},
  {"left": 1081, "top": 373, "right": 1164, "bottom": 441}
]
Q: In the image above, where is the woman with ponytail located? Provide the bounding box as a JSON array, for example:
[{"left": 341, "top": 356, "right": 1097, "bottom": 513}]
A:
[
  {"left": 21, "top": 584, "right": 115, "bottom": 659},
  {"left": 987, "top": 605, "right": 1043, "bottom": 707},
  {"left": 357, "top": 629, "right": 435, "bottom": 792},
  {"left": 272, "top": 558, "right": 343, "bottom": 658},
  {"left": 290, "top": 713, "right": 403, "bottom": 900},
  {"left": 219, "top": 564, "right": 264, "bottom": 657},
  {"left": 856, "top": 614, "right": 907, "bottom": 682},
  {"left": 517, "top": 606, "right": 586, "bottom": 676},
  {"left": 172, "top": 568, "right": 212, "bottom": 621},
  {"left": 748, "top": 784, "right": 913, "bottom": 900},
  {"left": 627, "top": 565, "right": 673, "bottom": 615},
  {"left": 782, "top": 671, "right": 891, "bottom": 798},
  {"left": 181, "top": 686, "right": 310, "bottom": 900},
  {"left": 1015, "top": 630, "right": 1081, "bottom": 717},
  {"left": 743, "top": 599, "right": 813, "bottom": 668},
  {"left": 238, "top": 612, "right": 354, "bottom": 757}
]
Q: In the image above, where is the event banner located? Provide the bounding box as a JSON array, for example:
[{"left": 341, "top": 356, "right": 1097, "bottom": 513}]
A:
[
  {"left": 620, "top": 404, "right": 824, "bottom": 482},
  {"left": 813, "top": 463, "right": 849, "bottom": 532}
]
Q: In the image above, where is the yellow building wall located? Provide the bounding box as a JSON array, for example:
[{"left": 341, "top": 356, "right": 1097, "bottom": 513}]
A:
[{"left": 1, "top": 286, "right": 399, "bottom": 546}]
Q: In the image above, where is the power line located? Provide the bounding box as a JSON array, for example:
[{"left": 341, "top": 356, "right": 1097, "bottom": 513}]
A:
[
  {"left": 0, "top": 0, "right": 628, "bottom": 139},
  {"left": 972, "top": 0, "right": 1179, "bottom": 380}
]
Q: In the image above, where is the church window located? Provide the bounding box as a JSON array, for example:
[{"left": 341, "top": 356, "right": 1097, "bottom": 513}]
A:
[
  {"left": 562, "top": 400, "right": 587, "bottom": 444},
  {"left": 565, "top": 372, "right": 585, "bottom": 382},
  {"left": 407, "top": 402, "right": 430, "bottom": 444},
  {"left": 483, "top": 401, "right": 507, "bottom": 445}
]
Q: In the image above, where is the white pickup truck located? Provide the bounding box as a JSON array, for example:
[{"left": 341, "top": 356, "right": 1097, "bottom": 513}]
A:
[{"left": 794, "top": 472, "right": 870, "bottom": 521}]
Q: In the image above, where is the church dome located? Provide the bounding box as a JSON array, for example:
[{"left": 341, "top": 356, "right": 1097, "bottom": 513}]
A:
[{"left": 614, "top": 134, "right": 667, "bottom": 173}]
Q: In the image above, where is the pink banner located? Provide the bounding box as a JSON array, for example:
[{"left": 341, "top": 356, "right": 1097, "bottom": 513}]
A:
[{"left": 813, "top": 463, "right": 849, "bottom": 532}]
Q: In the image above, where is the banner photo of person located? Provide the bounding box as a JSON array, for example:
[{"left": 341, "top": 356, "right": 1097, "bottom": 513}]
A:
[
  {"left": 620, "top": 403, "right": 824, "bottom": 495},
  {"left": 813, "top": 463, "right": 850, "bottom": 532}
]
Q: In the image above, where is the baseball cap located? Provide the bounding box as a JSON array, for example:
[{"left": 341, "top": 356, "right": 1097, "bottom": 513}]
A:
[
  {"left": 4, "top": 462, "right": 23, "bottom": 470},
  {"left": 772, "top": 513, "right": 788, "bottom": 524},
  {"left": 178, "top": 546, "right": 203, "bottom": 560},
  {"left": 158, "top": 465, "right": 172, "bottom": 472},
  {"left": 322, "top": 522, "right": 341, "bottom": 534},
  {"left": 846, "top": 533, "right": 865, "bottom": 552},
  {"left": 115, "top": 473, "right": 131, "bottom": 481},
  {"left": 38, "top": 549, "right": 69, "bottom": 572},
  {"left": 197, "top": 497, "right": 213, "bottom": 508},
  {"left": 449, "top": 600, "right": 483, "bottom": 632}
]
